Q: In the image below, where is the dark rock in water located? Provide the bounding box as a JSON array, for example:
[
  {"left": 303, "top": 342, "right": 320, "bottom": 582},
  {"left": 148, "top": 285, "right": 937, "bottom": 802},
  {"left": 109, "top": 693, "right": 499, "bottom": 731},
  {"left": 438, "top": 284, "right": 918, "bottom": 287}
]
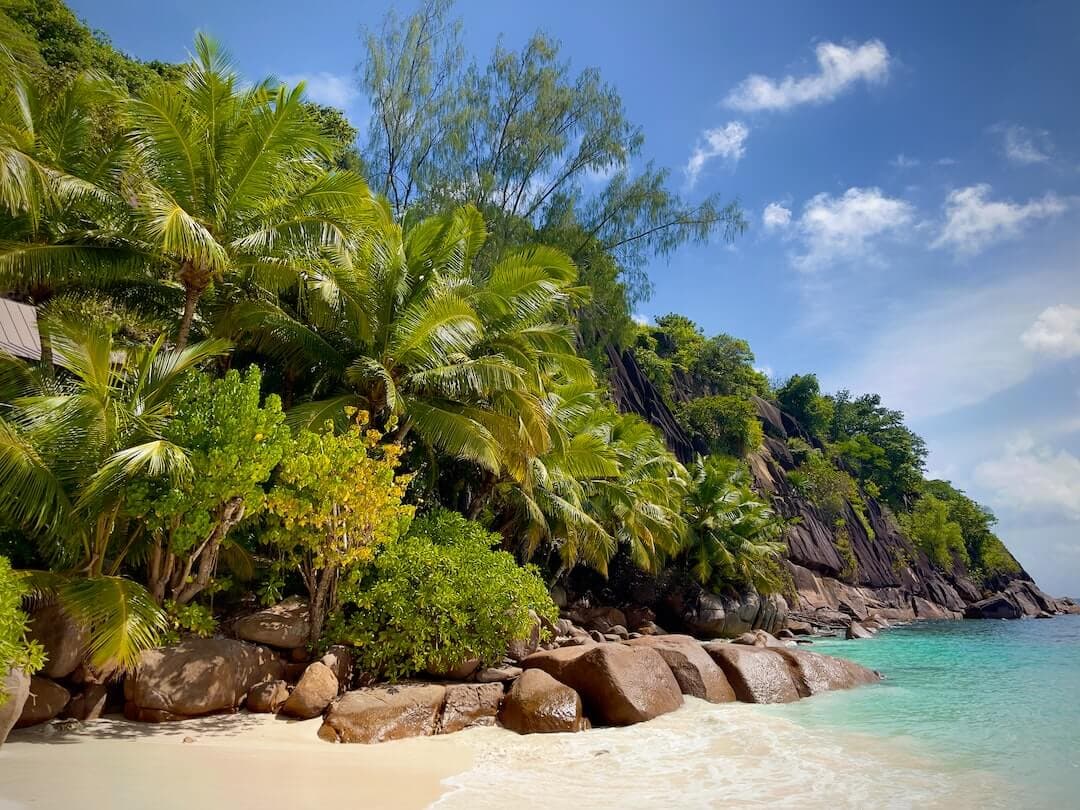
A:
[
  {"left": 17, "top": 676, "right": 70, "bottom": 728},
  {"left": 625, "top": 635, "right": 736, "bottom": 703},
  {"left": 440, "top": 683, "right": 503, "bottom": 733},
  {"left": 774, "top": 648, "right": 881, "bottom": 696},
  {"left": 846, "top": 622, "right": 875, "bottom": 640},
  {"left": 523, "top": 643, "right": 682, "bottom": 726},
  {"left": 124, "top": 638, "right": 283, "bottom": 721},
  {"left": 318, "top": 684, "right": 446, "bottom": 743},
  {"left": 965, "top": 594, "right": 1023, "bottom": 620},
  {"left": 499, "top": 669, "right": 588, "bottom": 734},
  {"left": 702, "top": 644, "right": 801, "bottom": 704},
  {"left": 281, "top": 662, "right": 338, "bottom": 719}
]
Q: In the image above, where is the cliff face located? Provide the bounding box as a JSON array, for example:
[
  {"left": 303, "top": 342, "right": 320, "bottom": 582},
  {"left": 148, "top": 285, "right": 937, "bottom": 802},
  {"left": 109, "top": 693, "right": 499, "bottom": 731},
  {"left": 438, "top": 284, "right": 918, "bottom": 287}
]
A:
[{"left": 604, "top": 349, "right": 1076, "bottom": 629}]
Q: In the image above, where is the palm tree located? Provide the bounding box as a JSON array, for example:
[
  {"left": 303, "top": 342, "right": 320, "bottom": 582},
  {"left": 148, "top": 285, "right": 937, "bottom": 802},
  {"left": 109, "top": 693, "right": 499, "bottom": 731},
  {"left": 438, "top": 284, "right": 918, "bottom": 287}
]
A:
[
  {"left": 0, "top": 52, "right": 155, "bottom": 328},
  {"left": 498, "top": 386, "right": 686, "bottom": 576},
  {"left": 0, "top": 317, "right": 229, "bottom": 670},
  {"left": 681, "top": 455, "right": 789, "bottom": 595},
  {"left": 227, "top": 203, "right": 586, "bottom": 477}
]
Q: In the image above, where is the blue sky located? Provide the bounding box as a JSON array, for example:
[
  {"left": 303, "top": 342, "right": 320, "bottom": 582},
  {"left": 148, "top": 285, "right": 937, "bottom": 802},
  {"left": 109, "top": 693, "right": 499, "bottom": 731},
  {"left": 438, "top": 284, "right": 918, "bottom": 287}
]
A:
[{"left": 72, "top": 0, "right": 1080, "bottom": 595}]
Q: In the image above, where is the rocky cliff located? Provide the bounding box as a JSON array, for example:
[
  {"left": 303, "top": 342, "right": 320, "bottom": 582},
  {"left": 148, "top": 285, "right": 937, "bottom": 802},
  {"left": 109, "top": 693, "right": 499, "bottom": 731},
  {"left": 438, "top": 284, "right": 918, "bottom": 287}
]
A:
[{"left": 602, "top": 349, "right": 1078, "bottom": 633}]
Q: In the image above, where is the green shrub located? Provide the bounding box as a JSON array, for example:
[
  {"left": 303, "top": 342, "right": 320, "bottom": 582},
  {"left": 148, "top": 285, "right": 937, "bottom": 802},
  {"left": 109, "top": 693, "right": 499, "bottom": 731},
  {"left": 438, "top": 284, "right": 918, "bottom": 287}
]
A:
[
  {"left": 899, "top": 495, "right": 969, "bottom": 570},
  {"left": 678, "top": 395, "right": 763, "bottom": 457},
  {"left": 329, "top": 510, "right": 557, "bottom": 681},
  {"left": 793, "top": 448, "right": 875, "bottom": 542},
  {"left": 0, "top": 556, "right": 44, "bottom": 703}
]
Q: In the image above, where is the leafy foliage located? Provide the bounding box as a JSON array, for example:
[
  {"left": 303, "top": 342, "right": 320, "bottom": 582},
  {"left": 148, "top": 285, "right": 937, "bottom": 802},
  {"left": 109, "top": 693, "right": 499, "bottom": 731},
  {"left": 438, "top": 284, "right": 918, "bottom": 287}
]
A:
[
  {"left": 263, "top": 410, "right": 414, "bottom": 646},
  {"left": 329, "top": 509, "right": 556, "bottom": 680},
  {"left": 775, "top": 373, "right": 833, "bottom": 439},
  {"left": 680, "top": 456, "right": 789, "bottom": 594},
  {"left": 126, "top": 367, "right": 291, "bottom": 604},
  {"left": 0, "top": 555, "right": 44, "bottom": 701},
  {"left": 921, "top": 480, "right": 1020, "bottom": 580},
  {"left": 899, "top": 494, "right": 969, "bottom": 571},
  {"left": 678, "top": 395, "right": 763, "bottom": 458},
  {"left": 788, "top": 444, "right": 875, "bottom": 544}
]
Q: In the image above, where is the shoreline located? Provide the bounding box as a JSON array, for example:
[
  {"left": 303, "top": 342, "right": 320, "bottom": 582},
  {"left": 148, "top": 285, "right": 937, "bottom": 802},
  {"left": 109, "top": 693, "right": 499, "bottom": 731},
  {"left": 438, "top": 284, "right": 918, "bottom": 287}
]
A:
[{"left": 0, "top": 713, "right": 473, "bottom": 810}]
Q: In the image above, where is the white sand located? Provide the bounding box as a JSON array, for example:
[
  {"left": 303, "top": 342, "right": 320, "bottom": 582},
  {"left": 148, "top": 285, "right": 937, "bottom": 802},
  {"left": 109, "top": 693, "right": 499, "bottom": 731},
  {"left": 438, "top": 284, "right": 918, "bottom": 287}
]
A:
[{"left": 0, "top": 713, "right": 472, "bottom": 810}]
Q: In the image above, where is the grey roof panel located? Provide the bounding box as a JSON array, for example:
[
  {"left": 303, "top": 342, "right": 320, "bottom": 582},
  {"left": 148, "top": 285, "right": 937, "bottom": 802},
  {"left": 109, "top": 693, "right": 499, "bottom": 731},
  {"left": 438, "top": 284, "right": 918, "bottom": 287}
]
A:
[{"left": 0, "top": 298, "right": 42, "bottom": 361}]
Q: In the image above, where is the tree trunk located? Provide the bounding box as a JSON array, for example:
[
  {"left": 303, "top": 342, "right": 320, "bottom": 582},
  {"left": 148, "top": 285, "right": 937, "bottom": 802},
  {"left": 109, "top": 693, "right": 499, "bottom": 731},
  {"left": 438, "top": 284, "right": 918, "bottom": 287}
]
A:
[
  {"left": 172, "top": 497, "right": 246, "bottom": 605},
  {"left": 308, "top": 566, "right": 338, "bottom": 649},
  {"left": 176, "top": 259, "right": 211, "bottom": 352}
]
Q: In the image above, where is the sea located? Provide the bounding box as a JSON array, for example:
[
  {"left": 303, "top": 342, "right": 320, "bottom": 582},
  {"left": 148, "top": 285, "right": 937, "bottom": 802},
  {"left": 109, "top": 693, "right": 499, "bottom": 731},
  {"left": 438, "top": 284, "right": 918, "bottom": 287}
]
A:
[{"left": 434, "top": 615, "right": 1080, "bottom": 809}]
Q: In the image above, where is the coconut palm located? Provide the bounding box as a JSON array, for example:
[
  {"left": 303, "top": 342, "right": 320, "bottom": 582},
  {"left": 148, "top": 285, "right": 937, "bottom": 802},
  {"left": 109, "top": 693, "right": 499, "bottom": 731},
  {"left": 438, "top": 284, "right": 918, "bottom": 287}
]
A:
[
  {"left": 0, "top": 318, "right": 229, "bottom": 669},
  {"left": 226, "top": 203, "right": 586, "bottom": 476},
  {"left": 120, "top": 34, "right": 377, "bottom": 350},
  {"left": 0, "top": 53, "right": 154, "bottom": 314},
  {"left": 498, "top": 385, "right": 686, "bottom": 576},
  {"left": 681, "top": 454, "right": 789, "bottom": 594}
]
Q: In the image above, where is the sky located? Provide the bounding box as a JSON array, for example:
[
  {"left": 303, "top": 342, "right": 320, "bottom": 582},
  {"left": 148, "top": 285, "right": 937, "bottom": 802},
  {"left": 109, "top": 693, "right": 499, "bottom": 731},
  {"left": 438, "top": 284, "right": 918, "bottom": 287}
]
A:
[{"left": 70, "top": 0, "right": 1080, "bottom": 596}]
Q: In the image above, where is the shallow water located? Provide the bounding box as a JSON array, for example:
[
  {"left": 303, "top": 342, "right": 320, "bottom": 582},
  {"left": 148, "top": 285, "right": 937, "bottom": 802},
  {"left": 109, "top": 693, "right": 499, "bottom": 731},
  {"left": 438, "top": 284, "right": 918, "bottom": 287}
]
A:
[{"left": 435, "top": 616, "right": 1080, "bottom": 809}]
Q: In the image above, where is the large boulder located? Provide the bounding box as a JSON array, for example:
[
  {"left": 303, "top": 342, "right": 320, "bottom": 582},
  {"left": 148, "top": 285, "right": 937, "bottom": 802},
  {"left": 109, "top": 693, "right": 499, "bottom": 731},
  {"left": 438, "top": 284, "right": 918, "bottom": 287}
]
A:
[
  {"left": 506, "top": 610, "right": 542, "bottom": 663},
  {"left": 27, "top": 604, "right": 88, "bottom": 679},
  {"left": 846, "top": 622, "right": 875, "bottom": 640},
  {"left": 16, "top": 676, "right": 70, "bottom": 727},
  {"left": 775, "top": 648, "right": 881, "bottom": 696},
  {"left": 964, "top": 594, "right": 1023, "bottom": 620},
  {"left": 731, "top": 630, "right": 787, "bottom": 648},
  {"left": 281, "top": 662, "right": 338, "bottom": 719},
  {"left": 318, "top": 685, "right": 447, "bottom": 744},
  {"left": 523, "top": 643, "right": 682, "bottom": 726},
  {"left": 232, "top": 597, "right": 311, "bottom": 650},
  {"left": 66, "top": 683, "right": 109, "bottom": 722},
  {"left": 319, "top": 646, "right": 352, "bottom": 691},
  {"left": 246, "top": 680, "right": 290, "bottom": 714},
  {"left": 668, "top": 587, "right": 788, "bottom": 638},
  {"left": 499, "top": 669, "right": 588, "bottom": 734},
  {"left": 625, "top": 635, "right": 735, "bottom": 703},
  {"left": 124, "top": 638, "right": 283, "bottom": 721},
  {"left": 439, "top": 683, "right": 503, "bottom": 734},
  {"left": 0, "top": 668, "right": 30, "bottom": 746},
  {"left": 702, "top": 644, "right": 801, "bottom": 704}
]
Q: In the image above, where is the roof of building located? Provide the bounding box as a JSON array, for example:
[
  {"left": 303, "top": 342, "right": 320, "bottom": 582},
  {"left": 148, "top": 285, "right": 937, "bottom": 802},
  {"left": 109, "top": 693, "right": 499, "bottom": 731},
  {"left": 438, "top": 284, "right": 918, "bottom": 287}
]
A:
[{"left": 0, "top": 298, "right": 42, "bottom": 361}]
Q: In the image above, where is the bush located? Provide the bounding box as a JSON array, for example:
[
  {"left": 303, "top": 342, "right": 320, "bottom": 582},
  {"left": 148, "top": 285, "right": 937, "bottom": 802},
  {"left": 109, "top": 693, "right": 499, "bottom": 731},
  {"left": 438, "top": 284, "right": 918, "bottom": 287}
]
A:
[
  {"left": 789, "top": 448, "right": 874, "bottom": 542},
  {"left": 0, "top": 556, "right": 44, "bottom": 703},
  {"left": 899, "top": 495, "right": 969, "bottom": 571},
  {"left": 679, "top": 395, "right": 763, "bottom": 457},
  {"left": 329, "top": 510, "right": 557, "bottom": 681}
]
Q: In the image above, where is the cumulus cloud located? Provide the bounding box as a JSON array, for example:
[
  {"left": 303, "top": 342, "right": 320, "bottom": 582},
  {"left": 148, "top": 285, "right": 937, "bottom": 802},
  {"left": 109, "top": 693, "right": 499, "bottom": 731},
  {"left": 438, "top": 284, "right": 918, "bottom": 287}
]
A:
[
  {"left": 1022, "top": 304, "right": 1080, "bottom": 357},
  {"left": 762, "top": 202, "right": 792, "bottom": 230},
  {"left": 975, "top": 435, "right": 1080, "bottom": 521},
  {"left": 932, "top": 184, "right": 1067, "bottom": 257},
  {"left": 993, "top": 123, "right": 1053, "bottom": 165},
  {"left": 792, "top": 187, "right": 914, "bottom": 270},
  {"left": 281, "top": 71, "right": 358, "bottom": 109},
  {"left": 685, "top": 122, "right": 749, "bottom": 186},
  {"left": 725, "top": 39, "right": 890, "bottom": 112}
]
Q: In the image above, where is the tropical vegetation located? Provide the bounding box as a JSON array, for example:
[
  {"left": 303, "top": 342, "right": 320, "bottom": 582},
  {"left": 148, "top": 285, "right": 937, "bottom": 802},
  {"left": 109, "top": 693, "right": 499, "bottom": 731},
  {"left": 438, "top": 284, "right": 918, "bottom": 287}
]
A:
[{"left": 0, "top": 0, "right": 1021, "bottom": 680}]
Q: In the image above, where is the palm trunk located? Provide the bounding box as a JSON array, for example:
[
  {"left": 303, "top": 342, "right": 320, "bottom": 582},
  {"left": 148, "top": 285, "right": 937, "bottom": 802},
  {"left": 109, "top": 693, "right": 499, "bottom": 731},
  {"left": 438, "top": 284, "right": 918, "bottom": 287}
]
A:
[{"left": 176, "top": 259, "right": 210, "bottom": 351}]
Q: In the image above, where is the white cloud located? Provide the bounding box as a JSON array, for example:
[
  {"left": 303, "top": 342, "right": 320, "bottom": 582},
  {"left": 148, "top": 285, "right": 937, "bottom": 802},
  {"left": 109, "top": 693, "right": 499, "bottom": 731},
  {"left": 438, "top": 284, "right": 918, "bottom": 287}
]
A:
[
  {"left": 685, "top": 121, "right": 749, "bottom": 186},
  {"left": 762, "top": 202, "right": 792, "bottom": 230},
  {"left": 725, "top": 39, "right": 890, "bottom": 112},
  {"left": 281, "top": 72, "right": 358, "bottom": 110},
  {"left": 975, "top": 434, "right": 1080, "bottom": 521},
  {"left": 936, "top": 157, "right": 957, "bottom": 166},
  {"left": 1022, "top": 304, "right": 1080, "bottom": 357},
  {"left": 890, "top": 154, "right": 920, "bottom": 169},
  {"left": 833, "top": 270, "right": 1080, "bottom": 421},
  {"left": 993, "top": 123, "right": 1053, "bottom": 165},
  {"left": 792, "top": 186, "right": 914, "bottom": 270},
  {"left": 631, "top": 312, "right": 652, "bottom": 326},
  {"left": 932, "top": 184, "right": 1067, "bottom": 257}
]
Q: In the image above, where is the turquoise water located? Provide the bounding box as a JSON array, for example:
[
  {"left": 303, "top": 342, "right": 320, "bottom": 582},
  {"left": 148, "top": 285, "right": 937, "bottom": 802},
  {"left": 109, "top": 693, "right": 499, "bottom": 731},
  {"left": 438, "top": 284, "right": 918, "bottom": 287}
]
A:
[{"left": 767, "top": 616, "right": 1080, "bottom": 808}]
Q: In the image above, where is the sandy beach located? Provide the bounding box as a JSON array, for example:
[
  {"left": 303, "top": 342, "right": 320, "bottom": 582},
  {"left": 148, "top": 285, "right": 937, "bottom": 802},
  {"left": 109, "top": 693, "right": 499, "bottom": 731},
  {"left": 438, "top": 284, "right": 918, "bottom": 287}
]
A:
[{"left": 0, "top": 713, "right": 472, "bottom": 810}]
